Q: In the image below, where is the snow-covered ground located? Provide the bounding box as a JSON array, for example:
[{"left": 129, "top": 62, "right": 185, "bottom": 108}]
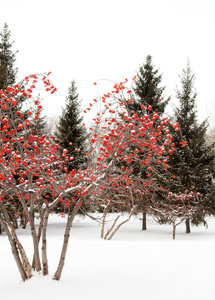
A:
[{"left": 0, "top": 213, "right": 215, "bottom": 300}]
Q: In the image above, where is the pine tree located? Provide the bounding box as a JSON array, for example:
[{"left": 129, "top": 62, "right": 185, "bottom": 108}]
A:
[
  {"left": 0, "top": 23, "right": 25, "bottom": 113},
  {"left": 0, "top": 23, "right": 18, "bottom": 90},
  {"left": 55, "top": 80, "right": 87, "bottom": 171},
  {"left": 129, "top": 55, "right": 170, "bottom": 230},
  {"left": 32, "top": 94, "right": 47, "bottom": 136},
  {"left": 0, "top": 23, "right": 19, "bottom": 234},
  {"left": 167, "top": 60, "right": 215, "bottom": 231},
  {"left": 132, "top": 54, "right": 170, "bottom": 117}
]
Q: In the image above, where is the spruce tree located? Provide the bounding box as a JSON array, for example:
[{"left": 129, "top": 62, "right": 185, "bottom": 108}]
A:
[
  {"left": 32, "top": 95, "right": 47, "bottom": 136},
  {"left": 0, "top": 23, "right": 18, "bottom": 90},
  {"left": 0, "top": 23, "right": 25, "bottom": 113},
  {"left": 55, "top": 80, "right": 87, "bottom": 171},
  {"left": 0, "top": 23, "right": 19, "bottom": 233},
  {"left": 128, "top": 55, "right": 170, "bottom": 230},
  {"left": 132, "top": 54, "right": 170, "bottom": 117},
  {"left": 167, "top": 60, "right": 215, "bottom": 232}
]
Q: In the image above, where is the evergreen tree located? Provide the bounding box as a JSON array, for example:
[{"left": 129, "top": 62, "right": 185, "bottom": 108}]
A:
[
  {"left": 55, "top": 80, "right": 87, "bottom": 171},
  {"left": 127, "top": 55, "right": 170, "bottom": 230},
  {"left": 0, "top": 23, "right": 25, "bottom": 113},
  {"left": 0, "top": 23, "right": 18, "bottom": 90},
  {"left": 32, "top": 94, "right": 47, "bottom": 136},
  {"left": 0, "top": 23, "right": 19, "bottom": 234},
  {"left": 132, "top": 54, "right": 170, "bottom": 117},
  {"left": 167, "top": 60, "right": 215, "bottom": 231}
]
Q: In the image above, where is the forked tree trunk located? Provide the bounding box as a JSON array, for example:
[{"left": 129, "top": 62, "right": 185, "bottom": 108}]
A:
[
  {"left": 11, "top": 239, "right": 28, "bottom": 281},
  {"left": 0, "top": 216, "right": 28, "bottom": 282},
  {"left": 106, "top": 206, "right": 136, "bottom": 240},
  {"left": 0, "top": 203, "right": 32, "bottom": 278},
  {"left": 186, "top": 218, "right": 191, "bottom": 233},
  {"left": 142, "top": 210, "right": 147, "bottom": 231},
  {"left": 104, "top": 215, "right": 120, "bottom": 240},
  {"left": 172, "top": 219, "right": 184, "bottom": 240}
]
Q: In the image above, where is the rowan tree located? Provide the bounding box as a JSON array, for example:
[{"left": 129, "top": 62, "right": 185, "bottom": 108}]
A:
[
  {"left": 0, "top": 24, "right": 38, "bottom": 232},
  {"left": 83, "top": 78, "right": 178, "bottom": 239},
  {"left": 0, "top": 73, "right": 82, "bottom": 281},
  {"left": 151, "top": 189, "right": 205, "bottom": 239},
  {"left": 0, "top": 73, "right": 186, "bottom": 283}
]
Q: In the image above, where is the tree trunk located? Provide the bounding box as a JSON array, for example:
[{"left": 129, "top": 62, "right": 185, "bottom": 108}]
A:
[
  {"left": 0, "top": 216, "right": 28, "bottom": 281},
  {"left": 12, "top": 215, "right": 18, "bottom": 229},
  {"left": 107, "top": 206, "right": 136, "bottom": 240},
  {"left": 142, "top": 210, "right": 147, "bottom": 230},
  {"left": 101, "top": 203, "right": 110, "bottom": 239},
  {"left": 53, "top": 212, "right": 74, "bottom": 281},
  {"left": 104, "top": 215, "right": 120, "bottom": 240},
  {"left": 32, "top": 203, "right": 44, "bottom": 269},
  {"left": 0, "top": 202, "right": 32, "bottom": 277},
  {"left": 172, "top": 219, "right": 184, "bottom": 240},
  {"left": 52, "top": 163, "right": 116, "bottom": 280},
  {"left": 29, "top": 215, "right": 41, "bottom": 271},
  {"left": 100, "top": 211, "right": 106, "bottom": 239},
  {"left": 20, "top": 212, "right": 27, "bottom": 229},
  {"left": 42, "top": 209, "right": 49, "bottom": 275},
  {"left": 186, "top": 218, "right": 191, "bottom": 233},
  {"left": 11, "top": 238, "right": 28, "bottom": 282},
  {"left": 19, "top": 196, "right": 41, "bottom": 272},
  {"left": 53, "top": 203, "right": 80, "bottom": 281},
  {"left": 32, "top": 220, "right": 42, "bottom": 270},
  {"left": 172, "top": 222, "right": 176, "bottom": 240}
]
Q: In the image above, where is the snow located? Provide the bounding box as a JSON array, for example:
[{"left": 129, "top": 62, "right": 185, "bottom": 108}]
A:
[{"left": 0, "top": 213, "right": 215, "bottom": 300}]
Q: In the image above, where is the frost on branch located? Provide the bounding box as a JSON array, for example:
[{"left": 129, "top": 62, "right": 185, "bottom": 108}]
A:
[{"left": 83, "top": 78, "right": 180, "bottom": 239}]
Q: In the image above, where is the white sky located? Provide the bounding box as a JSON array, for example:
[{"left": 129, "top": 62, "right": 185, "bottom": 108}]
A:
[{"left": 1, "top": 0, "right": 215, "bottom": 127}]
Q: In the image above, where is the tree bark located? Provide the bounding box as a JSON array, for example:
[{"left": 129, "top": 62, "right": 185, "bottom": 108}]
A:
[
  {"left": 104, "top": 215, "right": 120, "bottom": 240},
  {"left": 172, "top": 219, "right": 184, "bottom": 239},
  {"left": 101, "top": 203, "right": 110, "bottom": 239},
  {"left": 32, "top": 220, "right": 42, "bottom": 270},
  {"left": 0, "top": 202, "right": 32, "bottom": 277},
  {"left": 53, "top": 203, "right": 81, "bottom": 281},
  {"left": 42, "top": 209, "right": 49, "bottom": 275},
  {"left": 142, "top": 210, "right": 147, "bottom": 231},
  {"left": 53, "top": 212, "right": 74, "bottom": 280},
  {"left": 32, "top": 202, "right": 44, "bottom": 269},
  {"left": 107, "top": 206, "right": 136, "bottom": 240},
  {"left": 186, "top": 218, "right": 191, "bottom": 234},
  {"left": 20, "top": 212, "right": 27, "bottom": 229},
  {"left": 172, "top": 222, "right": 176, "bottom": 240},
  {"left": 19, "top": 196, "right": 41, "bottom": 272},
  {"left": 29, "top": 216, "right": 41, "bottom": 271},
  {"left": 53, "top": 160, "right": 116, "bottom": 280},
  {"left": 0, "top": 216, "right": 28, "bottom": 281}
]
